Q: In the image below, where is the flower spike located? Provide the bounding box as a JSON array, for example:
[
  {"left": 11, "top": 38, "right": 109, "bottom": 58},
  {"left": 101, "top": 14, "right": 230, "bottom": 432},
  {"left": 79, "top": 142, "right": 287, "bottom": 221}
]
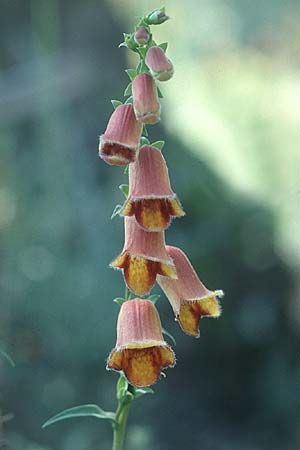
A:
[
  {"left": 99, "top": 104, "right": 142, "bottom": 166},
  {"left": 132, "top": 73, "right": 161, "bottom": 124},
  {"left": 157, "top": 246, "right": 223, "bottom": 337},
  {"left": 110, "top": 217, "right": 177, "bottom": 296},
  {"left": 107, "top": 299, "right": 175, "bottom": 387},
  {"left": 121, "top": 145, "right": 184, "bottom": 231}
]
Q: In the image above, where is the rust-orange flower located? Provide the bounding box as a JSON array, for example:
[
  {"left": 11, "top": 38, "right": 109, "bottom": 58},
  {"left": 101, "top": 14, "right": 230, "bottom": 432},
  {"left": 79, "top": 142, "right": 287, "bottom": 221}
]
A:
[
  {"left": 107, "top": 299, "right": 175, "bottom": 387},
  {"left": 99, "top": 104, "right": 142, "bottom": 166},
  {"left": 121, "top": 145, "right": 184, "bottom": 231},
  {"left": 145, "top": 46, "right": 174, "bottom": 81},
  {"left": 132, "top": 73, "right": 160, "bottom": 125},
  {"left": 157, "top": 246, "right": 223, "bottom": 337},
  {"left": 110, "top": 217, "right": 177, "bottom": 296}
]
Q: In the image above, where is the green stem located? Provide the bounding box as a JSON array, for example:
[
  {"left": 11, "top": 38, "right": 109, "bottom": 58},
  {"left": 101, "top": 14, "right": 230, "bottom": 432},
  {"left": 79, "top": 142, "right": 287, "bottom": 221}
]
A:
[{"left": 112, "top": 399, "right": 132, "bottom": 450}]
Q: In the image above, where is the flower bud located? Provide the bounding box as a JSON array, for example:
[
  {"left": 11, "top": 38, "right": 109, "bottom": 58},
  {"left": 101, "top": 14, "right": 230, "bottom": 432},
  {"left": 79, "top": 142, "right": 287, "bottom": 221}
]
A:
[
  {"left": 99, "top": 104, "right": 142, "bottom": 166},
  {"left": 157, "top": 246, "right": 224, "bottom": 337},
  {"left": 107, "top": 299, "right": 175, "bottom": 387},
  {"left": 110, "top": 217, "right": 177, "bottom": 296},
  {"left": 145, "top": 46, "right": 174, "bottom": 81},
  {"left": 146, "top": 7, "right": 169, "bottom": 25},
  {"left": 121, "top": 145, "right": 184, "bottom": 231},
  {"left": 134, "top": 27, "right": 150, "bottom": 45},
  {"left": 132, "top": 74, "right": 160, "bottom": 124}
]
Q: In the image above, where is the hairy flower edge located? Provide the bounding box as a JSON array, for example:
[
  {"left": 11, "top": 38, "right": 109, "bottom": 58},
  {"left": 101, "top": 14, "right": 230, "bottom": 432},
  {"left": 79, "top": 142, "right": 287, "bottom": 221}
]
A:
[{"left": 110, "top": 252, "right": 177, "bottom": 296}]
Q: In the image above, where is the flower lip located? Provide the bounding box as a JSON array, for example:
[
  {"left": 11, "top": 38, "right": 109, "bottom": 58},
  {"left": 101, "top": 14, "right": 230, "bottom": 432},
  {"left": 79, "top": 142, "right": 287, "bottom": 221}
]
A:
[
  {"left": 157, "top": 246, "right": 224, "bottom": 337},
  {"left": 110, "top": 217, "right": 177, "bottom": 296},
  {"left": 121, "top": 145, "right": 185, "bottom": 231},
  {"left": 107, "top": 299, "right": 176, "bottom": 387},
  {"left": 99, "top": 104, "right": 142, "bottom": 165}
]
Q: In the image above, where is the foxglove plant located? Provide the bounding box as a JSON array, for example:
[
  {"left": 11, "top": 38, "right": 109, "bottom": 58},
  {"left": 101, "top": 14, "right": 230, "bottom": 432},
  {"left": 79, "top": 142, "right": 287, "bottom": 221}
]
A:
[{"left": 43, "top": 7, "right": 224, "bottom": 450}]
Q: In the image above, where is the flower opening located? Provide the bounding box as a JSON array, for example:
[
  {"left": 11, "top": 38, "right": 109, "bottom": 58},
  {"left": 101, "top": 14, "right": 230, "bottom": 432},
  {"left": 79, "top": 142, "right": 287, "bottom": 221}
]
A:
[
  {"left": 99, "top": 104, "right": 142, "bottom": 165},
  {"left": 157, "top": 246, "right": 223, "bottom": 337},
  {"left": 110, "top": 217, "right": 177, "bottom": 296},
  {"left": 121, "top": 145, "right": 184, "bottom": 231},
  {"left": 107, "top": 299, "right": 175, "bottom": 386}
]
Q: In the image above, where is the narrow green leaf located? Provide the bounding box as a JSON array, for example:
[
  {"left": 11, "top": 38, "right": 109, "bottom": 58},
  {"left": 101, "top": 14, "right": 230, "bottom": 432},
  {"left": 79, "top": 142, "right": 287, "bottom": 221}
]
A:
[
  {"left": 0, "top": 347, "right": 15, "bottom": 367},
  {"left": 125, "top": 69, "right": 138, "bottom": 81},
  {"left": 158, "top": 42, "right": 168, "bottom": 52},
  {"left": 125, "top": 95, "right": 133, "bottom": 105},
  {"left": 162, "top": 327, "right": 176, "bottom": 346},
  {"left": 119, "top": 184, "right": 129, "bottom": 198},
  {"left": 157, "top": 87, "right": 164, "bottom": 98},
  {"left": 124, "top": 165, "right": 129, "bottom": 174},
  {"left": 42, "top": 404, "right": 115, "bottom": 429},
  {"left": 111, "top": 204, "right": 122, "bottom": 219},
  {"left": 111, "top": 99, "right": 123, "bottom": 109},
  {"left": 140, "top": 136, "right": 150, "bottom": 146},
  {"left": 151, "top": 140, "right": 165, "bottom": 150},
  {"left": 123, "top": 83, "right": 132, "bottom": 97},
  {"left": 133, "top": 387, "right": 154, "bottom": 398},
  {"left": 147, "top": 294, "right": 160, "bottom": 304},
  {"left": 113, "top": 297, "right": 126, "bottom": 306}
]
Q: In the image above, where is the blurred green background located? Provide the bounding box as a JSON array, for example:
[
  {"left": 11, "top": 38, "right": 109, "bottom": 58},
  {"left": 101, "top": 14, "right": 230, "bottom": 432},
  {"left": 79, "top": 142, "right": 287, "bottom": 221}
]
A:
[{"left": 1, "top": 1, "right": 299, "bottom": 449}]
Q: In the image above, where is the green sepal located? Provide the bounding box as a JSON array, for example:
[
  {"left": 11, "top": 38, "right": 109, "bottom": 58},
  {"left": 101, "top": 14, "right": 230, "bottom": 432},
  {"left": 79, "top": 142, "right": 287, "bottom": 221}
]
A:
[
  {"left": 119, "top": 184, "right": 129, "bottom": 198},
  {"left": 142, "top": 124, "right": 148, "bottom": 136},
  {"left": 42, "top": 404, "right": 116, "bottom": 429},
  {"left": 157, "top": 87, "right": 164, "bottom": 98},
  {"left": 133, "top": 387, "right": 154, "bottom": 398},
  {"left": 117, "top": 374, "right": 128, "bottom": 401},
  {"left": 137, "top": 47, "right": 148, "bottom": 59},
  {"left": 140, "top": 136, "right": 150, "bottom": 146},
  {"left": 125, "top": 69, "right": 138, "bottom": 81},
  {"left": 146, "top": 294, "right": 160, "bottom": 304},
  {"left": 162, "top": 327, "right": 176, "bottom": 346},
  {"left": 0, "top": 347, "right": 15, "bottom": 367},
  {"left": 113, "top": 297, "right": 126, "bottom": 306},
  {"left": 111, "top": 204, "right": 122, "bottom": 219},
  {"left": 151, "top": 140, "right": 165, "bottom": 150},
  {"left": 124, "top": 165, "right": 129, "bottom": 174},
  {"left": 125, "top": 96, "right": 133, "bottom": 105},
  {"left": 111, "top": 99, "right": 123, "bottom": 109},
  {"left": 138, "top": 60, "right": 150, "bottom": 74},
  {"left": 123, "top": 83, "right": 132, "bottom": 97},
  {"left": 158, "top": 42, "right": 168, "bottom": 52}
]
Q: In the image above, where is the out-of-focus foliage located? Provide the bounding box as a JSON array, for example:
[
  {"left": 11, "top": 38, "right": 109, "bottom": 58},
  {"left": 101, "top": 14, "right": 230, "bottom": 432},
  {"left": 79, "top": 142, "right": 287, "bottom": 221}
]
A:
[{"left": 0, "top": 1, "right": 299, "bottom": 450}]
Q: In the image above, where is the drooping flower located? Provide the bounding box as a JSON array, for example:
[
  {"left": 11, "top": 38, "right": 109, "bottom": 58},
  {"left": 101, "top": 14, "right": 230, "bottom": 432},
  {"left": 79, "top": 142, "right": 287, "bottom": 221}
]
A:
[
  {"left": 132, "top": 74, "right": 160, "bottom": 124},
  {"left": 110, "top": 217, "right": 177, "bottom": 296},
  {"left": 121, "top": 145, "right": 184, "bottom": 231},
  {"left": 107, "top": 299, "right": 175, "bottom": 387},
  {"left": 134, "top": 27, "right": 150, "bottom": 45},
  {"left": 99, "top": 104, "right": 142, "bottom": 166},
  {"left": 145, "top": 46, "right": 174, "bottom": 82},
  {"left": 157, "top": 246, "right": 223, "bottom": 337}
]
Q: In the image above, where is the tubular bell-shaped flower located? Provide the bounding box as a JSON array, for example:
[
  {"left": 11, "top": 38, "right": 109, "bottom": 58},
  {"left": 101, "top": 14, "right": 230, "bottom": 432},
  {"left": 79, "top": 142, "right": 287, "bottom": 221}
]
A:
[
  {"left": 145, "top": 46, "right": 174, "bottom": 82},
  {"left": 99, "top": 104, "right": 142, "bottom": 166},
  {"left": 110, "top": 217, "right": 177, "bottom": 296},
  {"left": 107, "top": 299, "right": 175, "bottom": 387},
  {"left": 121, "top": 145, "right": 184, "bottom": 231},
  {"left": 157, "top": 246, "right": 223, "bottom": 337},
  {"left": 132, "top": 73, "right": 161, "bottom": 124}
]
